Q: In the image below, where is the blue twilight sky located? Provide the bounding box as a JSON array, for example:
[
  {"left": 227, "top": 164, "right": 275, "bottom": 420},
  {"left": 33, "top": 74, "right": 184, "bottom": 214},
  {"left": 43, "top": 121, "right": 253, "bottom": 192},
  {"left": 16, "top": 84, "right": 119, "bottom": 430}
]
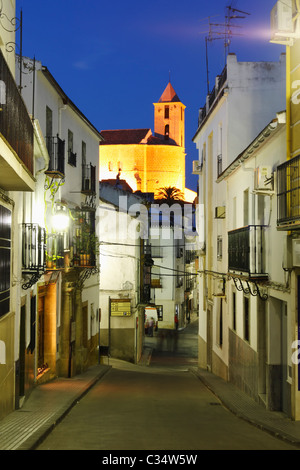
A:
[{"left": 16, "top": 0, "right": 285, "bottom": 192}]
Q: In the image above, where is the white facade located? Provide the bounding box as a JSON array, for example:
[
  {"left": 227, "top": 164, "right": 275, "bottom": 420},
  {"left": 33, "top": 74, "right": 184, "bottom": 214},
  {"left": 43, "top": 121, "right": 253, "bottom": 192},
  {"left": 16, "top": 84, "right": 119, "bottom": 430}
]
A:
[
  {"left": 0, "top": 1, "right": 39, "bottom": 418},
  {"left": 148, "top": 203, "right": 197, "bottom": 330},
  {"left": 193, "top": 53, "right": 287, "bottom": 402},
  {"left": 99, "top": 183, "right": 149, "bottom": 363},
  {"left": 19, "top": 57, "right": 102, "bottom": 379},
  {"left": 222, "top": 118, "right": 292, "bottom": 412},
  {"left": 149, "top": 225, "right": 185, "bottom": 329}
]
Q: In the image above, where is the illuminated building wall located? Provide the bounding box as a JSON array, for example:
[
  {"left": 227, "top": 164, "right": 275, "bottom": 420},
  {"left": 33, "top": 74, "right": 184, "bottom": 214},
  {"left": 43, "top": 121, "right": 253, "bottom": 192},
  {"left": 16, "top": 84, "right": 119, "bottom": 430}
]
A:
[
  {"left": 99, "top": 82, "right": 196, "bottom": 202},
  {"left": 289, "top": 37, "right": 300, "bottom": 158}
]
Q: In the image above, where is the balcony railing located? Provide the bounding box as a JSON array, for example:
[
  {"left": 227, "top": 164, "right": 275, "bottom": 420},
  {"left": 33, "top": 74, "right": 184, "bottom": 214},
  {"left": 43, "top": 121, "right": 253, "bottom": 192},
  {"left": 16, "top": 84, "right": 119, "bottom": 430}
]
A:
[
  {"left": 277, "top": 154, "right": 300, "bottom": 229},
  {"left": 82, "top": 164, "right": 96, "bottom": 194},
  {"left": 45, "top": 135, "right": 65, "bottom": 176},
  {"left": 228, "top": 225, "right": 267, "bottom": 278},
  {"left": 22, "top": 224, "right": 46, "bottom": 274},
  {"left": 0, "top": 49, "right": 33, "bottom": 174}
]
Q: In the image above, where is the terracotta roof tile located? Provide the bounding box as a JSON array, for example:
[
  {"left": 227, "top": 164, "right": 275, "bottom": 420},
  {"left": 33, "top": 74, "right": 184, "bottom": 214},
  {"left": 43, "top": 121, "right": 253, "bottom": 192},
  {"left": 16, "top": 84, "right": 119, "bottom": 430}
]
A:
[
  {"left": 158, "top": 82, "right": 181, "bottom": 103},
  {"left": 100, "top": 129, "right": 152, "bottom": 145}
]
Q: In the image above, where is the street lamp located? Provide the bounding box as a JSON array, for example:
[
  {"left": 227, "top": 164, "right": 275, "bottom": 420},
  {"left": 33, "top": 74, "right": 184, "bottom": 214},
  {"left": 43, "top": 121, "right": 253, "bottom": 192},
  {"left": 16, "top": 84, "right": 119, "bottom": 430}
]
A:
[{"left": 52, "top": 204, "right": 69, "bottom": 232}]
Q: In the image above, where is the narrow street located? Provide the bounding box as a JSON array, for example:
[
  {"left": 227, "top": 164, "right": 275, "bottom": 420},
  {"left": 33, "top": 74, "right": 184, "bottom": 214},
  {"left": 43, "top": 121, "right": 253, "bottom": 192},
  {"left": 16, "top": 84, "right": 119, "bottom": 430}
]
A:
[{"left": 35, "top": 320, "right": 297, "bottom": 451}]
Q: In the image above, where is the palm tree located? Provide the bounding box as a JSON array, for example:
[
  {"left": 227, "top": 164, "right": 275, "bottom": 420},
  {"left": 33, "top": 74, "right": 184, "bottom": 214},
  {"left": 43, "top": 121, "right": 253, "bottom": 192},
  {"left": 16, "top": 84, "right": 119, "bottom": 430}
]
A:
[{"left": 156, "top": 186, "right": 184, "bottom": 204}]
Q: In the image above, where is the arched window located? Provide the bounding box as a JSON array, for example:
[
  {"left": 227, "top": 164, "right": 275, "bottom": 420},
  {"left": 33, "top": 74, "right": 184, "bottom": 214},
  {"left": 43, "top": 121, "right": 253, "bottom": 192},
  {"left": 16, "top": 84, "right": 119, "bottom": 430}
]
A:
[{"left": 164, "top": 124, "right": 169, "bottom": 140}]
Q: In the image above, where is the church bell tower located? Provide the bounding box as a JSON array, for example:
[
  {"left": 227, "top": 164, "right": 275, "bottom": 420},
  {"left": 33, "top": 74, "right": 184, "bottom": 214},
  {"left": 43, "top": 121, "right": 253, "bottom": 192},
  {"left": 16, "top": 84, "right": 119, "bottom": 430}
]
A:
[{"left": 153, "top": 81, "right": 186, "bottom": 148}]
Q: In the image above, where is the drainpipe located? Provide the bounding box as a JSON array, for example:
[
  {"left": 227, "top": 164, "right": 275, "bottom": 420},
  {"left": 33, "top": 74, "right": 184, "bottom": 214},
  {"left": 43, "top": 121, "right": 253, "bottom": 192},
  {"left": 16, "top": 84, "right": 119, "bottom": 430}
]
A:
[
  {"left": 33, "top": 119, "right": 49, "bottom": 176},
  {"left": 286, "top": 45, "right": 291, "bottom": 161}
]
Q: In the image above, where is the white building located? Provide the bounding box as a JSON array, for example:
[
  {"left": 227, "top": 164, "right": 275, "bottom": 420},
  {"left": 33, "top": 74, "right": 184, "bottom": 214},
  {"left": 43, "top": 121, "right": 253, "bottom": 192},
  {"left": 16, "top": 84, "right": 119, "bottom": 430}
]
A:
[
  {"left": 193, "top": 53, "right": 286, "bottom": 392},
  {"left": 99, "top": 182, "right": 148, "bottom": 363},
  {"left": 148, "top": 202, "right": 197, "bottom": 329},
  {"left": 219, "top": 115, "right": 292, "bottom": 413},
  {"left": 0, "top": 0, "right": 36, "bottom": 419},
  {"left": 0, "top": 1, "right": 38, "bottom": 419},
  {"left": 19, "top": 57, "right": 102, "bottom": 380}
]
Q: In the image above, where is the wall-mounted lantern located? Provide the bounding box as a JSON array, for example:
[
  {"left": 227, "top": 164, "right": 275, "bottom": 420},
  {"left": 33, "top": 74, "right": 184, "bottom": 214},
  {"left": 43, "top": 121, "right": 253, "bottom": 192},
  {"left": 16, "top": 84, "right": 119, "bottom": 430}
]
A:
[{"left": 52, "top": 203, "right": 69, "bottom": 232}]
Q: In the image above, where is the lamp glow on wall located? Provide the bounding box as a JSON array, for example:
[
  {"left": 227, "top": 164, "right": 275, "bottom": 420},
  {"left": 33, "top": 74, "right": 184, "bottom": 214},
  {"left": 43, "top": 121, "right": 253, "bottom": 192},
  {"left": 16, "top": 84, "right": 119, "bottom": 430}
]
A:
[{"left": 52, "top": 204, "right": 69, "bottom": 232}]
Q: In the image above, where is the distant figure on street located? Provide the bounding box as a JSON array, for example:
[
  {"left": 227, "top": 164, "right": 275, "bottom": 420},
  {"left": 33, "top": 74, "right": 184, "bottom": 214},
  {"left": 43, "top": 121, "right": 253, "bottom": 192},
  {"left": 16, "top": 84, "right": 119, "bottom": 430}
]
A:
[
  {"left": 148, "top": 317, "right": 154, "bottom": 337},
  {"left": 174, "top": 314, "right": 178, "bottom": 330}
]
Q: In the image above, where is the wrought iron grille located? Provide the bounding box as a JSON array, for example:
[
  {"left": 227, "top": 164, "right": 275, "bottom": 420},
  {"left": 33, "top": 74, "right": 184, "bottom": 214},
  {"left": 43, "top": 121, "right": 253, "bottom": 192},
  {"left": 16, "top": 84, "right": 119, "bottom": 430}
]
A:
[
  {"left": 68, "top": 149, "right": 77, "bottom": 167},
  {"left": 277, "top": 154, "right": 300, "bottom": 226},
  {"left": 228, "top": 225, "right": 267, "bottom": 277},
  {"left": 45, "top": 135, "right": 65, "bottom": 175},
  {"left": 22, "top": 223, "right": 46, "bottom": 273},
  {"left": 0, "top": 48, "right": 33, "bottom": 174},
  {"left": 46, "top": 232, "right": 67, "bottom": 269},
  {"left": 45, "top": 209, "right": 97, "bottom": 270},
  {"left": 141, "top": 242, "right": 152, "bottom": 303},
  {"left": 71, "top": 209, "right": 96, "bottom": 267}
]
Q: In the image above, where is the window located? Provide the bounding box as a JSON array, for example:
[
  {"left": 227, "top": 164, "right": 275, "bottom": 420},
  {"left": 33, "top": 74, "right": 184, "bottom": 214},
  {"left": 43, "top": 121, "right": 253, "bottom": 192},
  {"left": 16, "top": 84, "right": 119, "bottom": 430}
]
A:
[
  {"left": 156, "top": 305, "right": 163, "bottom": 321},
  {"left": 46, "top": 106, "right": 52, "bottom": 138},
  {"left": 217, "top": 235, "right": 222, "bottom": 260},
  {"left": 45, "top": 106, "right": 53, "bottom": 157},
  {"left": 217, "top": 124, "right": 222, "bottom": 176},
  {"left": 244, "top": 189, "right": 249, "bottom": 226},
  {"left": 233, "top": 197, "right": 237, "bottom": 229},
  {"left": 68, "top": 130, "right": 76, "bottom": 166},
  {"left": 82, "top": 141, "right": 86, "bottom": 167},
  {"left": 165, "top": 106, "right": 169, "bottom": 119},
  {"left": 0, "top": 205, "right": 11, "bottom": 318},
  {"left": 244, "top": 296, "right": 250, "bottom": 342},
  {"left": 217, "top": 154, "right": 222, "bottom": 177}
]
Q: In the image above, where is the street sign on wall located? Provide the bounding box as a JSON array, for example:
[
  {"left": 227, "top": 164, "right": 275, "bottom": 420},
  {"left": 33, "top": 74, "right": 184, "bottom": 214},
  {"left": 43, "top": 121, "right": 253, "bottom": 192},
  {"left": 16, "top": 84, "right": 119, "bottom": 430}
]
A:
[{"left": 110, "top": 299, "right": 131, "bottom": 317}]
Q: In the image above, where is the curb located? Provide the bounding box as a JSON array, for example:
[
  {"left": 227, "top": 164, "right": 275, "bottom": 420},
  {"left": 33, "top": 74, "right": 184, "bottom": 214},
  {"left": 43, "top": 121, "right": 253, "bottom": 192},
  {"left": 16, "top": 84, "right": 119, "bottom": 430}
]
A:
[{"left": 190, "top": 368, "right": 300, "bottom": 449}]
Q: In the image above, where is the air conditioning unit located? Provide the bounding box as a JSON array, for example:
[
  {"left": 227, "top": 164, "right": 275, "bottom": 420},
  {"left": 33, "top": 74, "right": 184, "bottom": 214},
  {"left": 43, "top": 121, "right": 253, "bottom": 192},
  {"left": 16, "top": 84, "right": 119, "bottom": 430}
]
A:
[
  {"left": 192, "top": 160, "right": 202, "bottom": 175},
  {"left": 254, "top": 166, "right": 273, "bottom": 191},
  {"left": 270, "top": 0, "right": 297, "bottom": 44}
]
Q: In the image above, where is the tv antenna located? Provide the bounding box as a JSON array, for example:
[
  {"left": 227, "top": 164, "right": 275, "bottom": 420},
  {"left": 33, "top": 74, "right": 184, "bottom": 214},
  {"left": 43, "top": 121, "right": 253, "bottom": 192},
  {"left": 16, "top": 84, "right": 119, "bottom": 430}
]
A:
[{"left": 201, "top": 3, "right": 250, "bottom": 94}]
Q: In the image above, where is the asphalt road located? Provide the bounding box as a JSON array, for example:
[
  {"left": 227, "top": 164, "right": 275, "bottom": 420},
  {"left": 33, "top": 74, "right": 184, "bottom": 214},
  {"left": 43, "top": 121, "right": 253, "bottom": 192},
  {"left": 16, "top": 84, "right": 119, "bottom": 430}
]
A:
[{"left": 36, "top": 320, "right": 297, "bottom": 451}]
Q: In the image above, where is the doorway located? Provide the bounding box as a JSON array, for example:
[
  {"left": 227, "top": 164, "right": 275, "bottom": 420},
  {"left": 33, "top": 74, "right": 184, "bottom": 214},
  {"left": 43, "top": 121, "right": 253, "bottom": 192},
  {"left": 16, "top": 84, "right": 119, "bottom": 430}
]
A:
[
  {"left": 269, "top": 297, "right": 288, "bottom": 413},
  {"left": 18, "top": 305, "right": 26, "bottom": 400},
  {"left": 258, "top": 300, "right": 266, "bottom": 402},
  {"left": 207, "top": 308, "right": 212, "bottom": 371},
  {"left": 38, "top": 293, "right": 45, "bottom": 371}
]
